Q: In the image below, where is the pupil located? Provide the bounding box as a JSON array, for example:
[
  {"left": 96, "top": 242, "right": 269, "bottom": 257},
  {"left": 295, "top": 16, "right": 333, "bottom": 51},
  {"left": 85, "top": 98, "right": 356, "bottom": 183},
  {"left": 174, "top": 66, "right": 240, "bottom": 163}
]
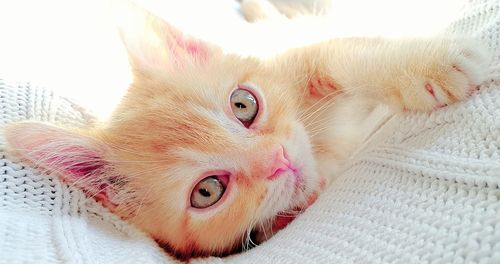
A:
[
  {"left": 235, "top": 102, "right": 246, "bottom": 109},
  {"left": 199, "top": 188, "right": 211, "bottom": 197}
]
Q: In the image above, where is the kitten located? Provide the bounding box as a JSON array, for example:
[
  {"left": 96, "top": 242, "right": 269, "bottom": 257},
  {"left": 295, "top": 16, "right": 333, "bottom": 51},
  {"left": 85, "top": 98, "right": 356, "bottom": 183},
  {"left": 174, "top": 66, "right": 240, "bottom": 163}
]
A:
[{"left": 4, "top": 1, "right": 487, "bottom": 259}]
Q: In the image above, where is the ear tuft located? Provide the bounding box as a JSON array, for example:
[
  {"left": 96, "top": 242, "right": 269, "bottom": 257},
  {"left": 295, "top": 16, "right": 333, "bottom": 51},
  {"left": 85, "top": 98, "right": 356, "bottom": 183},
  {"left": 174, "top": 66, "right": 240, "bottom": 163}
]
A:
[
  {"left": 5, "top": 122, "right": 105, "bottom": 177},
  {"left": 111, "top": 0, "right": 213, "bottom": 71},
  {"left": 4, "top": 122, "right": 117, "bottom": 209}
]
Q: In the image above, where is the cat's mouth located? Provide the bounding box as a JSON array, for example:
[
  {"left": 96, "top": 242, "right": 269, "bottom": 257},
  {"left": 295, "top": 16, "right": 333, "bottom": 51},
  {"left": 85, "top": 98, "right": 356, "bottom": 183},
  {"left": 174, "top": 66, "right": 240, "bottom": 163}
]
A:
[
  {"left": 269, "top": 176, "right": 326, "bottom": 232},
  {"left": 272, "top": 190, "right": 319, "bottom": 230},
  {"left": 250, "top": 190, "right": 320, "bottom": 245}
]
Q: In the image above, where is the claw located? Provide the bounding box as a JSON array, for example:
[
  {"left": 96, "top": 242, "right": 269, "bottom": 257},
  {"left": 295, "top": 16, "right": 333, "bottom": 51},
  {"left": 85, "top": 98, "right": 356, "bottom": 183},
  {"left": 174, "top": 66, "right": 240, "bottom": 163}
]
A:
[
  {"left": 425, "top": 83, "right": 437, "bottom": 98},
  {"left": 452, "top": 64, "right": 463, "bottom": 73}
]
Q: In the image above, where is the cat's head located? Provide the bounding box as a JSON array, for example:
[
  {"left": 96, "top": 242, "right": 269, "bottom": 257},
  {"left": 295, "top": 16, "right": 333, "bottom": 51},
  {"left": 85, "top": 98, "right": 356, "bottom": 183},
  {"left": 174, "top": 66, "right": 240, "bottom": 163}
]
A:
[{"left": 4, "top": 3, "right": 323, "bottom": 258}]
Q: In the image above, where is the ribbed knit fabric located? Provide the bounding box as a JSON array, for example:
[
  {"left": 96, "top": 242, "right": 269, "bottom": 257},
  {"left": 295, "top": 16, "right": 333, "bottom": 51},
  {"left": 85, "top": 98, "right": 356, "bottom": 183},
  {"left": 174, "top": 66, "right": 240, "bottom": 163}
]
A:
[
  {"left": 0, "top": 81, "right": 174, "bottom": 264},
  {"left": 1, "top": 0, "right": 499, "bottom": 263}
]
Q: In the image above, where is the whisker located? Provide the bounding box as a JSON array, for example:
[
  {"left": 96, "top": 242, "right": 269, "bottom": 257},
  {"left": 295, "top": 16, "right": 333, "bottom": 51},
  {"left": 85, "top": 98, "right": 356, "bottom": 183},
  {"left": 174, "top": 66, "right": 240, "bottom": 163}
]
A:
[
  {"left": 300, "top": 83, "right": 370, "bottom": 122},
  {"left": 299, "top": 89, "right": 346, "bottom": 122}
]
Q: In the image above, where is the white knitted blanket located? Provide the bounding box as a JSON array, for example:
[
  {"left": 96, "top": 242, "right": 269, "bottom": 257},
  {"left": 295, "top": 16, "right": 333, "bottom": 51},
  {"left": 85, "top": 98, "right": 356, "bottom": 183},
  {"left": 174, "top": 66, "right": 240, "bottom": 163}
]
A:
[{"left": 1, "top": 0, "right": 499, "bottom": 263}]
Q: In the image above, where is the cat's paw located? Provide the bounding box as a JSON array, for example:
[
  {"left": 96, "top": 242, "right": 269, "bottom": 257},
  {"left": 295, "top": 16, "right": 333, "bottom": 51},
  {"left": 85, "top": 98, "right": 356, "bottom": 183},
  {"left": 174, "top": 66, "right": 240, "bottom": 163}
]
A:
[{"left": 397, "top": 39, "right": 489, "bottom": 112}]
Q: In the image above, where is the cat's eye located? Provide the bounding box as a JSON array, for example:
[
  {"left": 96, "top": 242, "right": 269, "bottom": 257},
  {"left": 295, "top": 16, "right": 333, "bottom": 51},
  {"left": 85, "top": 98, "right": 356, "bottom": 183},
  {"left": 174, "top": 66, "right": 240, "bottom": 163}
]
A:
[
  {"left": 191, "top": 176, "right": 226, "bottom": 208},
  {"left": 230, "top": 89, "right": 258, "bottom": 126}
]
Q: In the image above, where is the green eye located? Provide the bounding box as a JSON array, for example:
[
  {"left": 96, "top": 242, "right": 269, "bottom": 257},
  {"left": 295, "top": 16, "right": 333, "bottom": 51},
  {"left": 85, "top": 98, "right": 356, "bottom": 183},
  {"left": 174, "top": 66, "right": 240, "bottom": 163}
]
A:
[
  {"left": 230, "top": 89, "right": 258, "bottom": 126},
  {"left": 190, "top": 176, "right": 225, "bottom": 208}
]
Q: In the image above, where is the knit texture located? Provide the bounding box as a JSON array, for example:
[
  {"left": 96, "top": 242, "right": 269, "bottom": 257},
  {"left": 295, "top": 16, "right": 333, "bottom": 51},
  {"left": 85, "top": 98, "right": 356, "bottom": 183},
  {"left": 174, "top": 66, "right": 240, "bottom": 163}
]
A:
[{"left": 1, "top": 0, "right": 499, "bottom": 263}]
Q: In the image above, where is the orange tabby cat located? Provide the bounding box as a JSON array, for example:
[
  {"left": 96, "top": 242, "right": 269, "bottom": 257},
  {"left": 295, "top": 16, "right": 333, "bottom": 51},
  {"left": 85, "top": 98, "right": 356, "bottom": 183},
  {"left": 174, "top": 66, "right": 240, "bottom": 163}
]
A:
[{"left": 4, "top": 2, "right": 487, "bottom": 259}]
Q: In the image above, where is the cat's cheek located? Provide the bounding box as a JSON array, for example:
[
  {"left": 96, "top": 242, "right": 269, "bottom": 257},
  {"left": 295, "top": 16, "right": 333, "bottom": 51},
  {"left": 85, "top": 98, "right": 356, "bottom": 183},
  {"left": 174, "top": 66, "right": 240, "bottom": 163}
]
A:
[{"left": 284, "top": 122, "right": 319, "bottom": 188}]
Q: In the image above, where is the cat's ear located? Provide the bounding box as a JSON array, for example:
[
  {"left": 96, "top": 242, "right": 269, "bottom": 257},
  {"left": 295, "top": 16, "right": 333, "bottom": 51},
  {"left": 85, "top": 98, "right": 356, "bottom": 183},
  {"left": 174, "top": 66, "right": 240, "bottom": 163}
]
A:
[
  {"left": 112, "top": 1, "right": 215, "bottom": 72},
  {"left": 4, "top": 122, "right": 117, "bottom": 210}
]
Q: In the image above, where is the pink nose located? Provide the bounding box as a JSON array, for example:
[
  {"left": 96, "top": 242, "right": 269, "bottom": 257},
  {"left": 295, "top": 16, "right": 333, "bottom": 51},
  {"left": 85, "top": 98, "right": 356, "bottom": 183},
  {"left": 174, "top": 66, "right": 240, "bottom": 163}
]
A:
[{"left": 267, "top": 147, "right": 294, "bottom": 180}]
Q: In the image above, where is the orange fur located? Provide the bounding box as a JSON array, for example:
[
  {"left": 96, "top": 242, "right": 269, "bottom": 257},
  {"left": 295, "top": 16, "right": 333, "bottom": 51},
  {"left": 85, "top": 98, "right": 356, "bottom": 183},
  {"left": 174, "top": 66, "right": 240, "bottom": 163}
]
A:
[{"left": 3, "top": 1, "right": 488, "bottom": 259}]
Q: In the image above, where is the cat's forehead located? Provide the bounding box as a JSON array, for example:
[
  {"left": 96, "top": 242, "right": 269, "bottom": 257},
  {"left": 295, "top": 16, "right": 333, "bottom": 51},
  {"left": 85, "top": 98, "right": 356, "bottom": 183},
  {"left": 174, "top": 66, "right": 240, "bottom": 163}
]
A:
[{"left": 108, "top": 57, "right": 296, "bottom": 155}]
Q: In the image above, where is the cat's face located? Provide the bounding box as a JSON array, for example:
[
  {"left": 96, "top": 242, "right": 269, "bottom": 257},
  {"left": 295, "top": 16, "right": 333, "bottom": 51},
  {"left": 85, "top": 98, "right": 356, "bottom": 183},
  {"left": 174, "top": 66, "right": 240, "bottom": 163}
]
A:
[
  {"left": 104, "top": 51, "right": 321, "bottom": 256},
  {"left": 4, "top": 4, "right": 322, "bottom": 258}
]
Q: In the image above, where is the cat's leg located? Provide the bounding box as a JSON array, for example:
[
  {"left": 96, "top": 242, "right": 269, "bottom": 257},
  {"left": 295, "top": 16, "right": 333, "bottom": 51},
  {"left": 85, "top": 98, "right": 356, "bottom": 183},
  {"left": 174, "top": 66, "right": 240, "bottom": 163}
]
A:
[
  {"left": 241, "top": 0, "right": 285, "bottom": 22},
  {"left": 281, "top": 37, "right": 488, "bottom": 184},
  {"left": 241, "top": 0, "right": 332, "bottom": 22},
  {"left": 282, "top": 37, "right": 489, "bottom": 112}
]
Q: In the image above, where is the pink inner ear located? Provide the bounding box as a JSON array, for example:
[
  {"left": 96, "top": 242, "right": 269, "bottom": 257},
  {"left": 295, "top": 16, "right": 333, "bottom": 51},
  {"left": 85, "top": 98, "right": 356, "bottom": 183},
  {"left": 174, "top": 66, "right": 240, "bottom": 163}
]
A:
[
  {"left": 6, "top": 123, "right": 117, "bottom": 209},
  {"left": 307, "top": 74, "right": 340, "bottom": 98},
  {"left": 62, "top": 156, "right": 106, "bottom": 179},
  {"left": 165, "top": 26, "right": 209, "bottom": 64},
  {"left": 45, "top": 146, "right": 106, "bottom": 179},
  {"left": 43, "top": 146, "right": 117, "bottom": 209},
  {"left": 178, "top": 38, "right": 208, "bottom": 60}
]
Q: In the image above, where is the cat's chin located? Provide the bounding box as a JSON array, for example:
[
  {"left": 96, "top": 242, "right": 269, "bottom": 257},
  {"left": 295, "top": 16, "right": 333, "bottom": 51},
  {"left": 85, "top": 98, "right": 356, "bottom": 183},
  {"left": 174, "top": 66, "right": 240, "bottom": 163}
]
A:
[{"left": 251, "top": 189, "right": 320, "bottom": 245}]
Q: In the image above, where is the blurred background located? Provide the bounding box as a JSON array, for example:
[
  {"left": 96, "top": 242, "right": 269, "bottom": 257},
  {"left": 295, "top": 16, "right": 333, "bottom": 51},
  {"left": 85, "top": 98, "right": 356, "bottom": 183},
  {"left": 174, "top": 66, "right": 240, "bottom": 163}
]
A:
[{"left": 0, "top": 0, "right": 467, "bottom": 119}]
